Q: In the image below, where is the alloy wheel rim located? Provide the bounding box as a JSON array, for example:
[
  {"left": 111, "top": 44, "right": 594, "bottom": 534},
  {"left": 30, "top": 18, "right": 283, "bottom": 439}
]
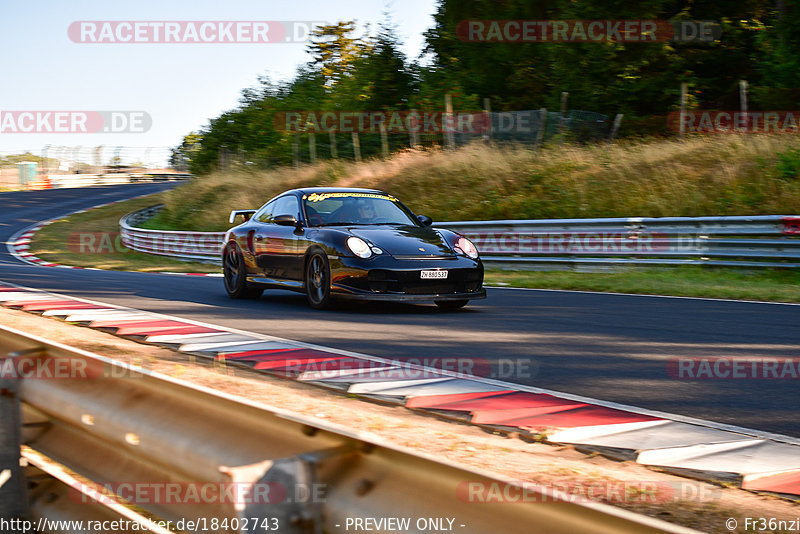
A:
[
  {"left": 224, "top": 247, "right": 240, "bottom": 289},
  {"left": 309, "top": 256, "right": 325, "bottom": 302}
]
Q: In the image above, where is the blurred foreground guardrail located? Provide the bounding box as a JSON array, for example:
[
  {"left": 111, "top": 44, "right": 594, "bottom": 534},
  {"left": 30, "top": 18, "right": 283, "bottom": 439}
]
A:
[
  {"left": 121, "top": 206, "right": 800, "bottom": 269},
  {"left": 0, "top": 325, "right": 689, "bottom": 533}
]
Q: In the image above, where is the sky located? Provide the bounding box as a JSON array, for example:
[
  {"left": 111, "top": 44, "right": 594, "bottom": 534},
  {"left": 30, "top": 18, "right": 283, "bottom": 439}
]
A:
[{"left": 0, "top": 0, "right": 438, "bottom": 164}]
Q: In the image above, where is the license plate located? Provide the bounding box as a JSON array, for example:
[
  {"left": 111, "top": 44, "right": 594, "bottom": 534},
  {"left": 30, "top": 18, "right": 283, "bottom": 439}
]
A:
[{"left": 420, "top": 270, "right": 448, "bottom": 279}]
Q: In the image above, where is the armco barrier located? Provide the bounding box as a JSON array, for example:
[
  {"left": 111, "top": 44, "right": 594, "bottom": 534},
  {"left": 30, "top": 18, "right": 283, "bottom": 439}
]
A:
[
  {"left": 121, "top": 206, "right": 800, "bottom": 269},
  {"left": 440, "top": 216, "right": 800, "bottom": 269},
  {"left": 1, "top": 325, "right": 691, "bottom": 534},
  {"left": 120, "top": 205, "right": 225, "bottom": 263}
]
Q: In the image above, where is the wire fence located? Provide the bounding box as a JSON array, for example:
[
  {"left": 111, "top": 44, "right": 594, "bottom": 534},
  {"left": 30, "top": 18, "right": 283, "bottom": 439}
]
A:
[
  {"left": 285, "top": 108, "right": 617, "bottom": 166},
  {"left": 453, "top": 109, "right": 611, "bottom": 146}
]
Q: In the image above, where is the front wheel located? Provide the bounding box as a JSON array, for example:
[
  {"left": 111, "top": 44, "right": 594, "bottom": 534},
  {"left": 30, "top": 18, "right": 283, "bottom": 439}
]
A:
[
  {"left": 305, "top": 250, "right": 332, "bottom": 309},
  {"left": 223, "top": 242, "right": 263, "bottom": 299},
  {"left": 435, "top": 299, "right": 469, "bottom": 310}
]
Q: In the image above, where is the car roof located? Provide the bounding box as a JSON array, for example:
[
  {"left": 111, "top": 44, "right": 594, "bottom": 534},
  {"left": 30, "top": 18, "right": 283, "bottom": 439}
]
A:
[{"left": 286, "top": 187, "right": 389, "bottom": 196}]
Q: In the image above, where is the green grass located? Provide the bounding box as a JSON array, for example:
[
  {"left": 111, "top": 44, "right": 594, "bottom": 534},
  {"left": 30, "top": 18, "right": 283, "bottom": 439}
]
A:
[
  {"left": 29, "top": 193, "right": 219, "bottom": 273},
  {"left": 148, "top": 135, "right": 800, "bottom": 232},
  {"left": 484, "top": 267, "right": 800, "bottom": 303}
]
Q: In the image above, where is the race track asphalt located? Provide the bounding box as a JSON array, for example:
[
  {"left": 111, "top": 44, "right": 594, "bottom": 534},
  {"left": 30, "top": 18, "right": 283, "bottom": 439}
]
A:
[{"left": 1, "top": 184, "right": 798, "bottom": 437}]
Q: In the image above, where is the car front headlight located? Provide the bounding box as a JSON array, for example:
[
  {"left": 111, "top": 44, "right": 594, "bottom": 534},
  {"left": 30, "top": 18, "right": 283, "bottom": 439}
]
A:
[
  {"left": 454, "top": 237, "right": 479, "bottom": 259},
  {"left": 347, "top": 236, "right": 373, "bottom": 258}
]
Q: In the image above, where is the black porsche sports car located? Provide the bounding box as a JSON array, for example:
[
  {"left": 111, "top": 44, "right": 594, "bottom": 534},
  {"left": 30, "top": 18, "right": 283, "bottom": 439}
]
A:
[{"left": 222, "top": 187, "right": 486, "bottom": 309}]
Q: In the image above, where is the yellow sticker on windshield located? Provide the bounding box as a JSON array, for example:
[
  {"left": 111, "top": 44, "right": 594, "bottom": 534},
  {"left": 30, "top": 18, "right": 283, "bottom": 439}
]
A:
[{"left": 306, "top": 192, "right": 396, "bottom": 202}]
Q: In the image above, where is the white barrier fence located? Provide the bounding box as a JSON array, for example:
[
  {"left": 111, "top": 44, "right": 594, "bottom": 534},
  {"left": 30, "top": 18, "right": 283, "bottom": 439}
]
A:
[{"left": 48, "top": 173, "right": 189, "bottom": 188}]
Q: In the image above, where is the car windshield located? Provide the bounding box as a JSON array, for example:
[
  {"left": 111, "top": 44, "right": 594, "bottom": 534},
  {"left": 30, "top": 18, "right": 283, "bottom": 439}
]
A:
[{"left": 302, "top": 192, "right": 419, "bottom": 227}]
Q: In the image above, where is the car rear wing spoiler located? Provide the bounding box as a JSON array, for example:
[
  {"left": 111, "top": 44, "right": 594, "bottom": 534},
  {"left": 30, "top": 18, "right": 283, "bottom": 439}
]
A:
[{"left": 229, "top": 209, "right": 257, "bottom": 224}]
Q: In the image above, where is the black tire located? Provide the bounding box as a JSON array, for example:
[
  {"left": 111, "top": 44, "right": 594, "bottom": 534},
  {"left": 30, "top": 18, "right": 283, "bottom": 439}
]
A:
[
  {"left": 305, "top": 250, "right": 332, "bottom": 309},
  {"left": 435, "top": 299, "right": 469, "bottom": 309},
  {"left": 223, "top": 242, "right": 263, "bottom": 299}
]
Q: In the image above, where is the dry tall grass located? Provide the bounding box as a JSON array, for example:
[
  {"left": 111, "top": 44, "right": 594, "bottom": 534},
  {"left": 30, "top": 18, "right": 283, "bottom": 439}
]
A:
[{"left": 149, "top": 135, "right": 800, "bottom": 231}]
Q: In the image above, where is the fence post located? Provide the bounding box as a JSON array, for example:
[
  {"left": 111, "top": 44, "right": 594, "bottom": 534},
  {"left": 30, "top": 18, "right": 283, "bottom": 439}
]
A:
[
  {"left": 308, "top": 133, "right": 317, "bottom": 164},
  {"left": 680, "top": 83, "right": 688, "bottom": 138},
  {"left": 352, "top": 132, "right": 361, "bottom": 163},
  {"left": 409, "top": 109, "right": 420, "bottom": 148},
  {"left": 379, "top": 124, "right": 389, "bottom": 158},
  {"left": 482, "top": 98, "right": 492, "bottom": 143},
  {"left": 560, "top": 91, "right": 569, "bottom": 143},
  {"left": 444, "top": 93, "right": 455, "bottom": 150},
  {"left": 609, "top": 114, "right": 624, "bottom": 142},
  {"left": 535, "top": 108, "right": 547, "bottom": 147},
  {"left": 740, "top": 80, "right": 748, "bottom": 133},
  {"left": 329, "top": 131, "right": 337, "bottom": 159},
  {"left": 0, "top": 361, "right": 27, "bottom": 519}
]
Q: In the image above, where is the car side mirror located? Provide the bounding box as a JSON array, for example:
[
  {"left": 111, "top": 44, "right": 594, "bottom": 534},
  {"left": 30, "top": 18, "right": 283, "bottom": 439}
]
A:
[
  {"left": 417, "top": 215, "right": 433, "bottom": 227},
  {"left": 274, "top": 214, "right": 300, "bottom": 227}
]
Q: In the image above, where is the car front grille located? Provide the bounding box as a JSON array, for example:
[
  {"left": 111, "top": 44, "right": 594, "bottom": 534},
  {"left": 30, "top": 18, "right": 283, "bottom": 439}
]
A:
[{"left": 368, "top": 269, "right": 482, "bottom": 295}]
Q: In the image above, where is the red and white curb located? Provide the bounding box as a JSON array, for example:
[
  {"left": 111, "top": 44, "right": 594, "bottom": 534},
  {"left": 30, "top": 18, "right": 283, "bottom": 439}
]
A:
[
  {"left": 0, "top": 280, "right": 798, "bottom": 499},
  {"left": 5, "top": 196, "right": 220, "bottom": 277}
]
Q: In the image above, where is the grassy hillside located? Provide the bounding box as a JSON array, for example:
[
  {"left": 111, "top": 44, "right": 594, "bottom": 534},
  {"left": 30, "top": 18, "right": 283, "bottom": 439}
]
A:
[{"left": 146, "top": 135, "right": 800, "bottom": 232}]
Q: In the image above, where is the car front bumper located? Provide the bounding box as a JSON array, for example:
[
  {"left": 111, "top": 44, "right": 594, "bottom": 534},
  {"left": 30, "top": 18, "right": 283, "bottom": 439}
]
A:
[
  {"left": 329, "top": 255, "right": 485, "bottom": 302},
  {"left": 331, "top": 288, "right": 486, "bottom": 302}
]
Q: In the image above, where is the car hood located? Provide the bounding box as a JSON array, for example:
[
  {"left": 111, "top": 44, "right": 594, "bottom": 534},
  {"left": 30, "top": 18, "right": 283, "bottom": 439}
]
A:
[{"left": 347, "top": 225, "right": 454, "bottom": 257}]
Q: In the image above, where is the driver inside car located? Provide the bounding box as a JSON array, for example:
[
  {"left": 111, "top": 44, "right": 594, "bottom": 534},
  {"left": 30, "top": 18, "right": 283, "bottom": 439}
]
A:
[{"left": 355, "top": 199, "right": 378, "bottom": 224}]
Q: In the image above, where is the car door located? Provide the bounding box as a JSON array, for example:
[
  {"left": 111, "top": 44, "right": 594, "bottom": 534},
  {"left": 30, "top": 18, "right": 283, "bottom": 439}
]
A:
[
  {"left": 250, "top": 200, "right": 275, "bottom": 275},
  {"left": 254, "top": 195, "right": 301, "bottom": 280}
]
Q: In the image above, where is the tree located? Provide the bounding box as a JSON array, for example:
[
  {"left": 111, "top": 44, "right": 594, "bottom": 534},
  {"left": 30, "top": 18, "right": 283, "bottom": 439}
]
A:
[
  {"left": 340, "top": 23, "right": 416, "bottom": 110},
  {"left": 307, "top": 21, "right": 364, "bottom": 88},
  {"left": 171, "top": 132, "right": 203, "bottom": 171}
]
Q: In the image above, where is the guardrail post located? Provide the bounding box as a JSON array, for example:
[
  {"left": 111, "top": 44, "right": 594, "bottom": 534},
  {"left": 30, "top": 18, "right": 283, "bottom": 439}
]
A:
[
  {"left": 227, "top": 447, "right": 353, "bottom": 534},
  {"left": 0, "top": 355, "right": 27, "bottom": 519}
]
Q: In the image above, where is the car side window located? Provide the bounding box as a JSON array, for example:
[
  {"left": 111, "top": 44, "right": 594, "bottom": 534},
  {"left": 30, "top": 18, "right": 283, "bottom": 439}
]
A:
[
  {"left": 255, "top": 200, "right": 277, "bottom": 223},
  {"left": 273, "top": 195, "right": 299, "bottom": 219}
]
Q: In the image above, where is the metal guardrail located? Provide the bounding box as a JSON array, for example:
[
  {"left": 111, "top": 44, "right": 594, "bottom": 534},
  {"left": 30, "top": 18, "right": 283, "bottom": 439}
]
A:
[
  {"left": 0, "top": 325, "right": 692, "bottom": 533},
  {"left": 120, "top": 206, "right": 224, "bottom": 264},
  {"left": 439, "top": 215, "right": 800, "bottom": 269},
  {"left": 121, "top": 206, "right": 800, "bottom": 269}
]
